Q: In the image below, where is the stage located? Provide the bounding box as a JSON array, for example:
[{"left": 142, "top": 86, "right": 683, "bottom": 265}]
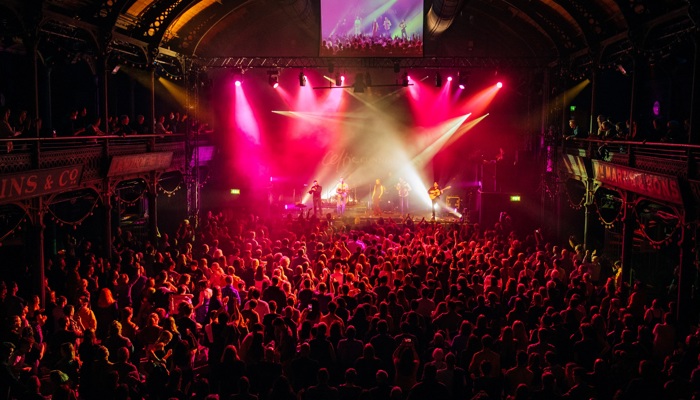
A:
[{"left": 277, "top": 201, "right": 469, "bottom": 226}]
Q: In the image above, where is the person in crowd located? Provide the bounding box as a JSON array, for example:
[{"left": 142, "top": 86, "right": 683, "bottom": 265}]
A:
[
  {"left": 62, "top": 110, "right": 85, "bottom": 137},
  {"left": 155, "top": 115, "right": 173, "bottom": 135},
  {"left": 565, "top": 118, "right": 581, "bottom": 139},
  {"left": 132, "top": 114, "right": 150, "bottom": 134},
  {"left": 84, "top": 116, "right": 106, "bottom": 136},
  {"left": 114, "top": 115, "right": 134, "bottom": 136}
]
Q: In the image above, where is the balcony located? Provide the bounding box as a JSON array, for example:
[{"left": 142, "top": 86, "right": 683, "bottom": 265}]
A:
[{"left": 0, "top": 134, "right": 189, "bottom": 186}]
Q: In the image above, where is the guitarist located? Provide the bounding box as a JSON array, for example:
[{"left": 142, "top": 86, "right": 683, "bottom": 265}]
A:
[
  {"left": 335, "top": 177, "right": 349, "bottom": 216},
  {"left": 428, "top": 182, "right": 448, "bottom": 220}
]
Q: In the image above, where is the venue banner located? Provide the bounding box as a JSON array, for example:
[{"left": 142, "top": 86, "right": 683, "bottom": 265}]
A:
[
  {"left": 0, "top": 165, "right": 84, "bottom": 203},
  {"left": 592, "top": 160, "right": 682, "bottom": 205}
]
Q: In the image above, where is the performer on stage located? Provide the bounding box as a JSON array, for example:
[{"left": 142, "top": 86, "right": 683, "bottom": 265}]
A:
[
  {"left": 371, "top": 179, "right": 384, "bottom": 216},
  {"left": 335, "top": 177, "right": 349, "bottom": 216},
  {"left": 309, "top": 180, "right": 323, "bottom": 216},
  {"left": 396, "top": 178, "right": 411, "bottom": 215},
  {"left": 383, "top": 17, "right": 392, "bottom": 35},
  {"left": 428, "top": 182, "right": 444, "bottom": 220},
  {"left": 399, "top": 19, "right": 408, "bottom": 40}
]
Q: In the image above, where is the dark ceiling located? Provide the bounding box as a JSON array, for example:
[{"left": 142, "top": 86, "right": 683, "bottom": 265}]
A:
[{"left": 0, "top": 0, "right": 696, "bottom": 75}]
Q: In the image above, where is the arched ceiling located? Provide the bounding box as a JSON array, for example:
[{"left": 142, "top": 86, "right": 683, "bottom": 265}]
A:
[{"left": 0, "top": 0, "right": 696, "bottom": 73}]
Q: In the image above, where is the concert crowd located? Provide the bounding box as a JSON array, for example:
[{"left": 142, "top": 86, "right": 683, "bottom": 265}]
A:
[
  {"left": 1, "top": 209, "right": 699, "bottom": 400},
  {"left": 321, "top": 35, "right": 422, "bottom": 57}
]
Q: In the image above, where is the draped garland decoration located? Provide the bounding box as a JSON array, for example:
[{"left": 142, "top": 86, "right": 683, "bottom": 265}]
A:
[
  {"left": 633, "top": 199, "right": 682, "bottom": 249},
  {"left": 46, "top": 189, "right": 101, "bottom": 228},
  {"left": 0, "top": 204, "right": 29, "bottom": 242},
  {"left": 594, "top": 188, "right": 624, "bottom": 229},
  {"left": 196, "top": 166, "right": 210, "bottom": 188},
  {"left": 564, "top": 179, "right": 586, "bottom": 210},
  {"left": 115, "top": 179, "right": 148, "bottom": 206},
  {"left": 158, "top": 171, "right": 184, "bottom": 197}
]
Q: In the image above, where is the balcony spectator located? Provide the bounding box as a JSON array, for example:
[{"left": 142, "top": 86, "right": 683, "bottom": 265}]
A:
[
  {"left": 649, "top": 118, "right": 665, "bottom": 142},
  {"left": 599, "top": 120, "right": 616, "bottom": 140},
  {"left": 63, "top": 110, "right": 85, "bottom": 137},
  {"left": 565, "top": 119, "right": 582, "bottom": 139},
  {"left": 85, "top": 116, "right": 106, "bottom": 136},
  {"left": 594, "top": 114, "right": 607, "bottom": 137},
  {"left": 166, "top": 112, "right": 177, "bottom": 132},
  {"left": 13, "top": 109, "right": 32, "bottom": 136},
  {"left": 133, "top": 115, "right": 150, "bottom": 134},
  {"left": 615, "top": 122, "right": 628, "bottom": 140},
  {"left": 661, "top": 120, "right": 686, "bottom": 143},
  {"left": 114, "top": 115, "right": 134, "bottom": 136},
  {"left": 75, "top": 107, "right": 88, "bottom": 130},
  {"left": 155, "top": 115, "right": 172, "bottom": 135}
]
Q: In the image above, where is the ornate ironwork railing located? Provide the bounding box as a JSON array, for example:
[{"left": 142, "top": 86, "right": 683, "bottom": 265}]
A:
[{"left": 0, "top": 134, "right": 201, "bottom": 184}]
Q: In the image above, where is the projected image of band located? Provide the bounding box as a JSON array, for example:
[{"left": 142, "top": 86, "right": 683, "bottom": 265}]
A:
[{"left": 320, "top": 0, "right": 423, "bottom": 57}]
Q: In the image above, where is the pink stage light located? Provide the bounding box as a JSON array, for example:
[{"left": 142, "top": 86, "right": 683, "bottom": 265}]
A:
[
  {"left": 458, "top": 84, "right": 465, "bottom": 90},
  {"left": 496, "top": 82, "right": 503, "bottom": 88},
  {"left": 234, "top": 80, "right": 242, "bottom": 87},
  {"left": 340, "top": 75, "right": 345, "bottom": 83},
  {"left": 447, "top": 76, "right": 453, "bottom": 82},
  {"left": 234, "top": 84, "right": 260, "bottom": 144}
]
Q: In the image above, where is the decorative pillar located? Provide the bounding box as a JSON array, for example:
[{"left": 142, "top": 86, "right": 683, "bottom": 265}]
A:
[
  {"left": 22, "top": 2, "right": 41, "bottom": 137},
  {"left": 32, "top": 197, "right": 46, "bottom": 306},
  {"left": 582, "top": 180, "right": 596, "bottom": 251},
  {"left": 27, "top": 38, "right": 40, "bottom": 137},
  {"left": 148, "top": 173, "right": 159, "bottom": 246},
  {"left": 102, "top": 183, "right": 113, "bottom": 260},
  {"left": 147, "top": 45, "right": 158, "bottom": 135},
  {"left": 148, "top": 64, "right": 156, "bottom": 143},
  {"left": 619, "top": 193, "right": 635, "bottom": 284},
  {"left": 677, "top": 220, "right": 696, "bottom": 329},
  {"left": 628, "top": 56, "right": 640, "bottom": 140},
  {"left": 589, "top": 67, "right": 598, "bottom": 136},
  {"left": 690, "top": 30, "right": 700, "bottom": 144},
  {"left": 98, "top": 56, "right": 110, "bottom": 135}
]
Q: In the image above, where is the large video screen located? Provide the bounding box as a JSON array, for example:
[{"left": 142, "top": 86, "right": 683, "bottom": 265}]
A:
[{"left": 320, "top": 0, "right": 424, "bottom": 57}]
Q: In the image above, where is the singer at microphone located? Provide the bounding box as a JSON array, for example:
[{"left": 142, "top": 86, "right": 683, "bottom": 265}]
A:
[{"left": 309, "top": 180, "right": 322, "bottom": 216}]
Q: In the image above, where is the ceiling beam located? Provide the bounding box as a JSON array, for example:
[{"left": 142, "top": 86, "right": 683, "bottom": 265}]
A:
[{"left": 196, "top": 56, "right": 547, "bottom": 69}]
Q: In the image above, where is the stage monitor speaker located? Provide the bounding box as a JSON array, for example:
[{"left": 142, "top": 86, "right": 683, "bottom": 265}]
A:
[
  {"left": 478, "top": 192, "right": 523, "bottom": 229},
  {"left": 446, "top": 196, "right": 461, "bottom": 210}
]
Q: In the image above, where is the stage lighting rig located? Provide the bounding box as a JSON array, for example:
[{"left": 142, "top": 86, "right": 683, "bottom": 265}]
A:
[
  {"left": 335, "top": 72, "right": 343, "bottom": 86},
  {"left": 401, "top": 72, "right": 409, "bottom": 87},
  {"left": 458, "top": 71, "right": 469, "bottom": 89},
  {"left": 299, "top": 71, "right": 307, "bottom": 86},
  {"left": 268, "top": 69, "right": 280, "bottom": 88},
  {"left": 232, "top": 68, "right": 244, "bottom": 86}
]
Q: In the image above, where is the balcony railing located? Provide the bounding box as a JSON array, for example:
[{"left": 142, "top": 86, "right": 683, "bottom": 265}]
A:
[
  {"left": 562, "top": 138, "right": 700, "bottom": 179},
  {"left": 0, "top": 134, "right": 202, "bottom": 195}
]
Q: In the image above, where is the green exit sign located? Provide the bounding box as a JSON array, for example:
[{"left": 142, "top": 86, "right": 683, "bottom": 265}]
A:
[
  {"left": 570, "top": 105, "right": 576, "bottom": 111},
  {"left": 510, "top": 195, "right": 521, "bottom": 202},
  {"left": 230, "top": 189, "right": 241, "bottom": 195}
]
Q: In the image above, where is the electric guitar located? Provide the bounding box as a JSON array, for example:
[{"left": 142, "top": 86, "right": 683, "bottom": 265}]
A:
[{"left": 428, "top": 185, "right": 452, "bottom": 200}]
